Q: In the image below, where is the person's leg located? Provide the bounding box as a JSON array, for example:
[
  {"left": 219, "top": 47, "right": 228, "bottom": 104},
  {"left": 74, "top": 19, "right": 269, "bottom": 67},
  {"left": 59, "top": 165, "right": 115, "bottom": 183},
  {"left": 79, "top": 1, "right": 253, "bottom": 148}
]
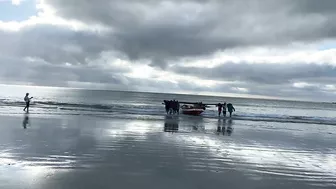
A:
[
  {"left": 26, "top": 102, "right": 30, "bottom": 112},
  {"left": 23, "top": 102, "right": 28, "bottom": 112}
]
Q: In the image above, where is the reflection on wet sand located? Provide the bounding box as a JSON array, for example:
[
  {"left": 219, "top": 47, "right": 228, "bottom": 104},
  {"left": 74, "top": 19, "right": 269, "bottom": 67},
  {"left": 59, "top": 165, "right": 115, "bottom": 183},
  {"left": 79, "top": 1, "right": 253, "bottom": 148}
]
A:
[
  {"left": 227, "top": 119, "right": 233, "bottom": 136},
  {"left": 217, "top": 118, "right": 234, "bottom": 136},
  {"left": 1, "top": 115, "right": 335, "bottom": 189},
  {"left": 22, "top": 113, "right": 29, "bottom": 129},
  {"left": 164, "top": 115, "right": 179, "bottom": 132},
  {"left": 188, "top": 117, "right": 205, "bottom": 132}
]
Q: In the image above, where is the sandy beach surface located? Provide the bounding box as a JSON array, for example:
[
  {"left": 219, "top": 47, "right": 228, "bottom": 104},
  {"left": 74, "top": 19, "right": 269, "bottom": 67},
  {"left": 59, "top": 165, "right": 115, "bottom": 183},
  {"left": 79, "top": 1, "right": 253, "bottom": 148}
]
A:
[{"left": 0, "top": 113, "right": 335, "bottom": 189}]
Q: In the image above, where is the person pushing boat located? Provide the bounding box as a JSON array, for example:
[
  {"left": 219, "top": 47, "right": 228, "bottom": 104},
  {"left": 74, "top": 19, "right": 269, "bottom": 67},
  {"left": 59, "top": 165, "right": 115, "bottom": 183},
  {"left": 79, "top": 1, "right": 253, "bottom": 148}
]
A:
[
  {"left": 222, "top": 102, "right": 227, "bottom": 117},
  {"left": 216, "top": 103, "right": 222, "bottom": 116},
  {"left": 227, "top": 103, "right": 235, "bottom": 117}
]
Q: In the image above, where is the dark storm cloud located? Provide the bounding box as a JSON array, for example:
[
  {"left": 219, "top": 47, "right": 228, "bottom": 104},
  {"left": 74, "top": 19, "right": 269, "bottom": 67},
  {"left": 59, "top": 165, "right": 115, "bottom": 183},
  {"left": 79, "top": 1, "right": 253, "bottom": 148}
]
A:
[
  {"left": 0, "top": 54, "right": 130, "bottom": 87},
  {"left": 171, "top": 63, "right": 336, "bottom": 85},
  {"left": 41, "top": 0, "right": 336, "bottom": 66},
  {"left": 290, "top": 0, "right": 336, "bottom": 14},
  {"left": 0, "top": 25, "right": 108, "bottom": 65}
]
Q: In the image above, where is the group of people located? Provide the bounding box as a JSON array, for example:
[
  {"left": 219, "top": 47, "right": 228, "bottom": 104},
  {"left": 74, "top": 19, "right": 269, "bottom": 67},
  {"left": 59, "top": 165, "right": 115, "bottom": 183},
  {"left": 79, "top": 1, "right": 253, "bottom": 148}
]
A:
[
  {"left": 163, "top": 100, "right": 180, "bottom": 115},
  {"left": 216, "top": 102, "right": 235, "bottom": 117}
]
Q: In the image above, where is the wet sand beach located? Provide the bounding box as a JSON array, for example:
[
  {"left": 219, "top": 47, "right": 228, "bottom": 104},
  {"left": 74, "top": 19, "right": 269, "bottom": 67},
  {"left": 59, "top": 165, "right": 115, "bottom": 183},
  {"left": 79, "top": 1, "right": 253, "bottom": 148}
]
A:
[{"left": 0, "top": 114, "right": 335, "bottom": 189}]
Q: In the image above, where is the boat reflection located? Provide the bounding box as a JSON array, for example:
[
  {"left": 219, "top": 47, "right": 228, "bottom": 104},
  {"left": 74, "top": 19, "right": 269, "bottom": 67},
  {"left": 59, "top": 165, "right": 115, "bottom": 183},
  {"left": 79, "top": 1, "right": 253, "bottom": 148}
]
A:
[
  {"left": 188, "top": 117, "right": 205, "bottom": 132},
  {"left": 164, "top": 115, "right": 179, "bottom": 132}
]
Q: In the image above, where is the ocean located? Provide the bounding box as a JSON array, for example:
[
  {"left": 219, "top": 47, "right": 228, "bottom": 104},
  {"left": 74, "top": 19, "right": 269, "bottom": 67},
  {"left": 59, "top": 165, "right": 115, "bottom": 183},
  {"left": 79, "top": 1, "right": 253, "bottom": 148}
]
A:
[
  {"left": 1, "top": 85, "right": 335, "bottom": 125},
  {"left": 0, "top": 85, "right": 335, "bottom": 188}
]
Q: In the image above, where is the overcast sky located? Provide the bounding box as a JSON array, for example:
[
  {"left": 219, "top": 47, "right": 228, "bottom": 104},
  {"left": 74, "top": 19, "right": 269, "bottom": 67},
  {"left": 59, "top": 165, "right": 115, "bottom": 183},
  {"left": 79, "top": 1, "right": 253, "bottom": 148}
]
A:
[{"left": 1, "top": 0, "right": 336, "bottom": 101}]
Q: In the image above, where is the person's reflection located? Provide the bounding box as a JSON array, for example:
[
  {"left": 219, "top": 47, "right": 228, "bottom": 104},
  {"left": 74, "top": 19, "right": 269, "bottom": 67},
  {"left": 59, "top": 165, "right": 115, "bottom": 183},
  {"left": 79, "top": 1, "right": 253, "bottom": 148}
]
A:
[
  {"left": 23, "top": 113, "right": 29, "bottom": 129},
  {"left": 222, "top": 119, "right": 226, "bottom": 135},
  {"left": 216, "top": 119, "right": 221, "bottom": 134},
  {"left": 164, "top": 115, "right": 179, "bottom": 132},
  {"left": 227, "top": 119, "right": 233, "bottom": 136}
]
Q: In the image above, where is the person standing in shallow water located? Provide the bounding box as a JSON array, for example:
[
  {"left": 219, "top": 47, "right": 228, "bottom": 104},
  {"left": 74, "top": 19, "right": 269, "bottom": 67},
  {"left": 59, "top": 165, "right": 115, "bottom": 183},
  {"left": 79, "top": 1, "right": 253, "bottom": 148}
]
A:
[
  {"left": 227, "top": 103, "right": 235, "bottom": 117},
  {"left": 216, "top": 103, "right": 222, "bottom": 116},
  {"left": 222, "top": 102, "right": 227, "bottom": 117},
  {"left": 23, "top": 93, "right": 33, "bottom": 113}
]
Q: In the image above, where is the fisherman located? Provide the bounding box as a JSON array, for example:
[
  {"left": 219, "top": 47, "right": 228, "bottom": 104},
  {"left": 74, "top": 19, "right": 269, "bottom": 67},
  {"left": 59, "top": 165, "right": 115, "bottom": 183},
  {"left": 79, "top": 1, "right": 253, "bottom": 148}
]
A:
[
  {"left": 227, "top": 103, "right": 235, "bottom": 117},
  {"left": 172, "top": 99, "right": 177, "bottom": 114},
  {"left": 222, "top": 102, "right": 227, "bottom": 117},
  {"left": 164, "top": 100, "right": 170, "bottom": 114},
  {"left": 168, "top": 100, "right": 173, "bottom": 114},
  {"left": 176, "top": 100, "right": 180, "bottom": 115},
  {"left": 216, "top": 103, "right": 222, "bottom": 116},
  {"left": 23, "top": 93, "right": 33, "bottom": 113}
]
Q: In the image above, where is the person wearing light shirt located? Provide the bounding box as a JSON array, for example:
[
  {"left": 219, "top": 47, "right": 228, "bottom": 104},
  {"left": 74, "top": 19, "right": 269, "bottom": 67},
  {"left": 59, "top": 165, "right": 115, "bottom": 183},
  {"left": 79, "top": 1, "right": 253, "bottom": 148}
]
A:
[{"left": 23, "top": 93, "right": 33, "bottom": 112}]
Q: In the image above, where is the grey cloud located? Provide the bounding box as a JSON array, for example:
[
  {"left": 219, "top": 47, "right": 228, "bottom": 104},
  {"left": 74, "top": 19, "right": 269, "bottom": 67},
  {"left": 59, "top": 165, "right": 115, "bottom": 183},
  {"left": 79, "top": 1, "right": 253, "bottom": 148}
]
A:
[
  {"left": 2, "top": 0, "right": 336, "bottom": 101},
  {"left": 169, "top": 62, "right": 336, "bottom": 100},
  {"left": 0, "top": 55, "right": 130, "bottom": 87},
  {"left": 1, "top": 54, "right": 334, "bottom": 101},
  {"left": 41, "top": 0, "right": 336, "bottom": 67},
  {"left": 290, "top": 0, "right": 336, "bottom": 14},
  {"left": 0, "top": 54, "right": 245, "bottom": 95},
  {"left": 0, "top": 25, "right": 108, "bottom": 65},
  {"left": 171, "top": 63, "right": 336, "bottom": 85}
]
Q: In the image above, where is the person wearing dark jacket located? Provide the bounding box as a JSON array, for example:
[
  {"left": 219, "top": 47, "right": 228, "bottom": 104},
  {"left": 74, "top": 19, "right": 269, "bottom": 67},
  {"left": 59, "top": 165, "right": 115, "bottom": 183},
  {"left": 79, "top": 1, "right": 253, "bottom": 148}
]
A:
[
  {"left": 216, "top": 103, "right": 222, "bottom": 116},
  {"left": 222, "top": 102, "right": 227, "bottom": 117},
  {"left": 227, "top": 103, "right": 235, "bottom": 117}
]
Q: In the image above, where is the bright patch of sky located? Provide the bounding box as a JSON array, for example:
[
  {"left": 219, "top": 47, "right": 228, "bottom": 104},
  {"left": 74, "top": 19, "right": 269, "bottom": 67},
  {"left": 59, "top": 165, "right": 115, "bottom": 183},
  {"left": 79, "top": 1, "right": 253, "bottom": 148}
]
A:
[
  {"left": 318, "top": 40, "right": 336, "bottom": 50},
  {"left": 0, "top": 0, "right": 36, "bottom": 21}
]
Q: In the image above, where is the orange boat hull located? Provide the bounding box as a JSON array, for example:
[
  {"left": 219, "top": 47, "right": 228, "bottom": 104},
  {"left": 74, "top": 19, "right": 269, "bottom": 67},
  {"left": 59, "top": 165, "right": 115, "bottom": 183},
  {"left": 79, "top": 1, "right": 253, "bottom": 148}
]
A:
[{"left": 181, "top": 109, "right": 204, "bottom": 116}]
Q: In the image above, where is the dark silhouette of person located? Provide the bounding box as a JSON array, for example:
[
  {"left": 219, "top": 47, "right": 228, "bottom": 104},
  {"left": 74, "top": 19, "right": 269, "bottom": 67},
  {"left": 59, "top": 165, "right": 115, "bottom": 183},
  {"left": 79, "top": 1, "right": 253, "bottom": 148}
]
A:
[
  {"left": 227, "top": 103, "right": 235, "bottom": 117},
  {"left": 168, "top": 100, "right": 173, "bottom": 114},
  {"left": 23, "top": 93, "right": 33, "bottom": 113},
  {"left": 164, "top": 100, "right": 170, "bottom": 114},
  {"left": 216, "top": 103, "right": 222, "bottom": 116},
  {"left": 222, "top": 102, "right": 227, "bottom": 117},
  {"left": 176, "top": 100, "right": 180, "bottom": 115},
  {"left": 172, "top": 99, "right": 177, "bottom": 114}
]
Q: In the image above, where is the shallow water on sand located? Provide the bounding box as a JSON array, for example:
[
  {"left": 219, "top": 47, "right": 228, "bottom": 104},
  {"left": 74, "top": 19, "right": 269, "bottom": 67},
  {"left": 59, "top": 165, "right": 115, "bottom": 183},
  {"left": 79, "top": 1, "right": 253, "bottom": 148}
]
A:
[
  {"left": 0, "top": 114, "right": 335, "bottom": 189},
  {"left": 2, "top": 85, "right": 336, "bottom": 126}
]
